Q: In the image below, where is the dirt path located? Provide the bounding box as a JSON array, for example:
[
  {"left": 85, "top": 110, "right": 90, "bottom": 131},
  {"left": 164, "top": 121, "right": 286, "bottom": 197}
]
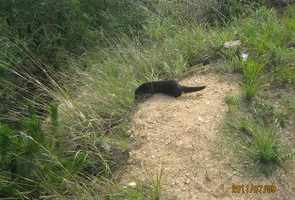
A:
[{"left": 119, "top": 73, "right": 293, "bottom": 200}]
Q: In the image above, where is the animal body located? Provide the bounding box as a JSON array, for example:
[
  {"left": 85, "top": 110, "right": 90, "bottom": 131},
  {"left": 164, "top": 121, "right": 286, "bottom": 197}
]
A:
[{"left": 135, "top": 80, "right": 206, "bottom": 100}]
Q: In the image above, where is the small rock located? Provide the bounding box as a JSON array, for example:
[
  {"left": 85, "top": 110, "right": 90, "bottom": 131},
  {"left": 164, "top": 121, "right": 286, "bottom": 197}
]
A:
[
  {"left": 128, "top": 181, "right": 137, "bottom": 188},
  {"left": 241, "top": 52, "right": 248, "bottom": 61},
  {"left": 101, "top": 142, "right": 111, "bottom": 152}
]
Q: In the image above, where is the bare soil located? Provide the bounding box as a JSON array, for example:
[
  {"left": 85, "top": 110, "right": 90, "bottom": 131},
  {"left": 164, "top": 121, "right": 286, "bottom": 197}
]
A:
[{"left": 118, "top": 72, "right": 295, "bottom": 200}]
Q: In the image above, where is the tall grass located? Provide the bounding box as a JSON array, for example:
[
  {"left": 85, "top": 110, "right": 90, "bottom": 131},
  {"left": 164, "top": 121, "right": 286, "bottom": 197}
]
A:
[
  {"left": 1, "top": 1, "right": 295, "bottom": 199},
  {"left": 222, "top": 7, "right": 295, "bottom": 100},
  {"left": 242, "top": 59, "right": 264, "bottom": 100},
  {"left": 237, "top": 7, "right": 294, "bottom": 76},
  {"left": 225, "top": 115, "right": 293, "bottom": 176},
  {"left": 106, "top": 168, "right": 163, "bottom": 200},
  {"left": 0, "top": 0, "right": 148, "bottom": 63},
  {"left": 0, "top": 101, "right": 115, "bottom": 198},
  {"left": 222, "top": 6, "right": 295, "bottom": 176}
]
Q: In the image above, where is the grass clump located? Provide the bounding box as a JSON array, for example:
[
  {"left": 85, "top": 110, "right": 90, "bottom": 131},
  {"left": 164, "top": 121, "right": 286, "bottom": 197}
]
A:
[
  {"left": 248, "top": 124, "right": 292, "bottom": 176},
  {"left": 251, "top": 127, "right": 280, "bottom": 163},
  {"left": 107, "top": 168, "right": 163, "bottom": 200},
  {"left": 225, "top": 116, "right": 292, "bottom": 176},
  {"left": 0, "top": 104, "right": 110, "bottom": 199},
  {"left": 0, "top": 114, "right": 45, "bottom": 198},
  {"left": 242, "top": 59, "right": 264, "bottom": 101},
  {"left": 225, "top": 93, "right": 241, "bottom": 112}
]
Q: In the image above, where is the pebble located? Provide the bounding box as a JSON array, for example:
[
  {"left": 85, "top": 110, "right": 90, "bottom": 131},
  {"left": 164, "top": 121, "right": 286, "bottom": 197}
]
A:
[{"left": 128, "top": 181, "right": 137, "bottom": 188}]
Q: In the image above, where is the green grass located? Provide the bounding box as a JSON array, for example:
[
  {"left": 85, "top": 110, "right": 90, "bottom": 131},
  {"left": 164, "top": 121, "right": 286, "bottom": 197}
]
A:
[
  {"left": 106, "top": 168, "right": 163, "bottom": 200},
  {"left": 223, "top": 6, "right": 295, "bottom": 171},
  {"left": 251, "top": 127, "right": 280, "bottom": 163},
  {"left": 225, "top": 93, "right": 241, "bottom": 112},
  {"left": 246, "top": 123, "right": 291, "bottom": 176},
  {"left": 242, "top": 59, "right": 264, "bottom": 101},
  {"left": 1, "top": 1, "right": 295, "bottom": 199},
  {"left": 225, "top": 114, "right": 293, "bottom": 176}
]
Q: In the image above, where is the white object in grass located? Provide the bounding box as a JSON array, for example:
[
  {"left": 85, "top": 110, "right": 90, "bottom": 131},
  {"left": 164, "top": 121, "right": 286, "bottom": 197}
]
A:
[
  {"left": 128, "top": 181, "right": 137, "bottom": 188},
  {"left": 241, "top": 52, "right": 248, "bottom": 61}
]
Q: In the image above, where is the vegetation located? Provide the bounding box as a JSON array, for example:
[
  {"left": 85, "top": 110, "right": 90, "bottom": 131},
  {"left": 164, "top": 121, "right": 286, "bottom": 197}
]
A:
[
  {"left": 0, "top": 0, "right": 294, "bottom": 199},
  {"left": 222, "top": 5, "right": 295, "bottom": 176},
  {"left": 107, "top": 168, "right": 163, "bottom": 200},
  {"left": 242, "top": 59, "right": 264, "bottom": 100}
]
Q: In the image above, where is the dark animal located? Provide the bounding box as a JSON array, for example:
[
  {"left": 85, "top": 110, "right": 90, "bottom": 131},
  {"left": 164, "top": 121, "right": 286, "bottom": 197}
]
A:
[{"left": 135, "top": 80, "right": 206, "bottom": 100}]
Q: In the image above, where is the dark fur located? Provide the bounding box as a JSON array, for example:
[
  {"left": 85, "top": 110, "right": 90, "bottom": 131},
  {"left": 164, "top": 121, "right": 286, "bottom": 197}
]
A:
[{"left": 135, "top": 80, "right": 206, "bottom": 100}]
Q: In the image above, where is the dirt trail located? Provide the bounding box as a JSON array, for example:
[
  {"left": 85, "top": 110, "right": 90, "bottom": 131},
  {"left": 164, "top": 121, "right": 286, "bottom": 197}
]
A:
[{"left": 119, "top": 73, "right": 293, "bottom": 200}]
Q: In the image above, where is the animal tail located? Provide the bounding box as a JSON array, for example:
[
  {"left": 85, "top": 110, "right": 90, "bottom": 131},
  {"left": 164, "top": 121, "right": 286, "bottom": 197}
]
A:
[{"left": 180, "top": 85, "right": 206, "bottom": 93}]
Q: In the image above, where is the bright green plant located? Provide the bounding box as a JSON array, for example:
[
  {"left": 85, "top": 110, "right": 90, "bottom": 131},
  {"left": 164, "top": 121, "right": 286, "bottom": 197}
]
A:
[
  {"left": 242, "top": 59, "right": 264, "bottom": 100},
  {"left": 248, "top": 125, "right": 292, "bottom": 176}
]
